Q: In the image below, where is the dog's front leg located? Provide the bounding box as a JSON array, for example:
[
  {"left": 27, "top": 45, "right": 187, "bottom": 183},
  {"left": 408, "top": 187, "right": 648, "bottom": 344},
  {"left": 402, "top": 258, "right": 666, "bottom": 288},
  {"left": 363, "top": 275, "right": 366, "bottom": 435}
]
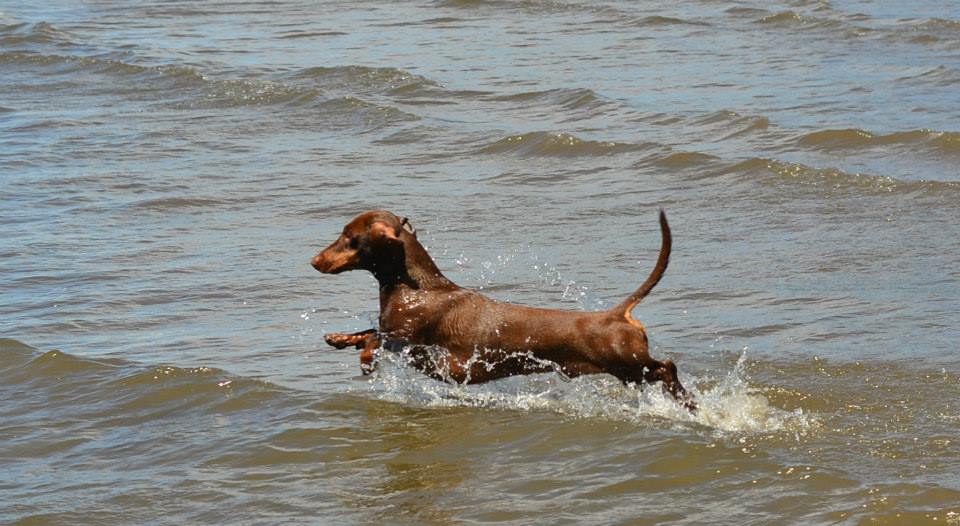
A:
[
  {"left": 325, "top": 328, "right": 377, "bottom": 349},
  {"left": 358, "top": 332, "right": 381, "bottom": 375},
  {"left": 324, "top": 329, "right": 381, "bottom": 375}
]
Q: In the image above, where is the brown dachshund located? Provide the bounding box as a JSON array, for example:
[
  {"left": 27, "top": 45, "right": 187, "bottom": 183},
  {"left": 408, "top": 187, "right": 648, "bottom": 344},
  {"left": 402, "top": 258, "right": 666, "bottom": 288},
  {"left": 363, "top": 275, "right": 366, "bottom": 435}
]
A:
[{"left": 311, "top": 210, "right": 695, "bottom": 410}]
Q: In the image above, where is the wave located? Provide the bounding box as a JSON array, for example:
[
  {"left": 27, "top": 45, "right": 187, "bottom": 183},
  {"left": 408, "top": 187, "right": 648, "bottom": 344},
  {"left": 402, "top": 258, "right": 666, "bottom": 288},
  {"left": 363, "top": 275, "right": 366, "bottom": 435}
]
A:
[
  {"left": 435, "top": 0, "right": 616, "bottom": 16},
  {"left": 900, "top": 18, "right": 960, "bottom": 39},
  {"left": 650, "top": 151, "right": 720, "bottom": 169},
  {"left": 749, "top": 9, "right": 881, "bottom": 41},
  {"left": 471, "top": 125, "right": 960, "bottom": 189},
  {"left": 131, "top": 196, "right": 232, "bottom": 211},
  {"left": 0, "top": 338, "right": 42, "bottom": 370},
  {"left": 725, "top": 7, "right": 771, "bottom": 18},
  {"left": 492, "top": 87, "right": 607, "bottom": 111},
  {"left": 275, "top": 29, "right": 348, "bottom": 39},
  {"left": 909, "top": 17, "right": 960, "bottom": 32},
  {"left": 0, "top": 21, "right": 74, "bottom": 48},
  {"left": 478, "top": 131, "right": 652, "bottom": 157},
  {"left": 690, "top": 110, "right": 771, "bottom": 140},
  {"left": 1, "top": 26, "right": 444, "bottom": 110},
  {"left": 627, "top": 15, "right": 710, "bottom": 28},
  {"left": 894, "top": 17, "right": 960, "bottom": 45},
  {"left": 181, "top": 78, "right": 321, "bottom": 109},
  {"left": 0, "top": 51, "right": 326, "bottom": 107},
  {"left": 2, "top": 50, "right": 420, "bottom": 126},
  {"left": 487, "top": 87, "right": 625, "bottom": 123},
  {"left": 293, "top": 66, "right": 493, "bottom": 107},
  {"left": 0, "top": 50, "right": 207, "bottom": 89},
  {"left": 896, "top": 65, "right": 960, "bottom": 87},
  {"left": 289, "top": 65, "right": 440, "bottom": 97},
  {"left": 797, "top": 128, "right": 960, "bottom": 156},
  {"left": 750, "top": 9, "right": 960, "bottom": 48},
  {"left": 754, "top": 11, "right": 846, "bottom": 31},
  {"left": 6, "top": 349, "right": 127, "bottom": 386},
  {"left": 0, "top": 339, "right": 288, "bottom": 422},
  {"left": 722, "top": 157, "right": 960, "bottom": 196}
]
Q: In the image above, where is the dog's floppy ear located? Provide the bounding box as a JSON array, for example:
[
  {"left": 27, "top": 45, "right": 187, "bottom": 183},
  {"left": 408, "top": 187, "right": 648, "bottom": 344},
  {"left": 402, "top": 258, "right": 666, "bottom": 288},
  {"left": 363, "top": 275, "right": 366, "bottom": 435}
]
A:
[
  {"left": 370, "top": 220, "right": 403, "bottom": 246},
  {"left": 400, "top": 217, "right": 416, "bottom": 237}
]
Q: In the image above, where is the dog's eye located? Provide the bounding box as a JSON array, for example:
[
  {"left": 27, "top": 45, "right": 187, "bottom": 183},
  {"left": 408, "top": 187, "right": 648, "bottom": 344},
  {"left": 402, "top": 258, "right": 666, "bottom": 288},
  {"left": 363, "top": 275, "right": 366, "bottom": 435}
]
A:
[{"left": 347, "top": 236, "right": 360, "bottom": 249}]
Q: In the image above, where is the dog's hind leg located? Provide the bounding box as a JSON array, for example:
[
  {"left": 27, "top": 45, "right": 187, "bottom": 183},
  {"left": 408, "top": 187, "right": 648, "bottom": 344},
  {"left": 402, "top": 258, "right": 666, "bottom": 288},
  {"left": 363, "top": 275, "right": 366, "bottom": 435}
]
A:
[{"left": 643, "top": 359, "right": 696, "bottom": 411}]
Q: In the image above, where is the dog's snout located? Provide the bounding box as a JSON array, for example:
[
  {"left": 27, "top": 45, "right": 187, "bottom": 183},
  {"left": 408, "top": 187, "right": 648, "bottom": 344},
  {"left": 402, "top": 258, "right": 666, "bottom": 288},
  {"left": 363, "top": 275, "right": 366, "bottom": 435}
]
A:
[
  {"left": 311, "top": 254, "right": 327, "bottom": 272},
  {"left": 311, "top": 247, "right": 357, "bottom": 274}
]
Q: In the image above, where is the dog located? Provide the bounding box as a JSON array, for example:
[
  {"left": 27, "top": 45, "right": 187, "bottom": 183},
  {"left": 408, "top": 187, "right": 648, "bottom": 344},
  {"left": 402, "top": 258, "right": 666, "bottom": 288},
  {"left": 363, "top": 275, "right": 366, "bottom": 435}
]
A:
[{"left": 312, "top": 210, "right": 694, "bottom": 410}]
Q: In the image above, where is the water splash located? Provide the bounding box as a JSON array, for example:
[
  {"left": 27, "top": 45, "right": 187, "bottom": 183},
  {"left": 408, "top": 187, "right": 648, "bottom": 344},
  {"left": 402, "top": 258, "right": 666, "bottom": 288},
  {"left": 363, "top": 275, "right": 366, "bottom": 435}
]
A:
[
  {"left": 685, "top": 352, "right": 813, "bottom": 435},
  {"left": 358, "top": 347, "right": 815, "bottom": 437}
]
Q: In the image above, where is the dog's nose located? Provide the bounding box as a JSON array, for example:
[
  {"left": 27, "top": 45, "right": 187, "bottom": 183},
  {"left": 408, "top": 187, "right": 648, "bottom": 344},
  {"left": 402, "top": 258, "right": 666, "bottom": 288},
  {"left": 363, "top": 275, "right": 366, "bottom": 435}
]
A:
[{"left": 311, "top": 255, "right": 325, "bottom": 271}]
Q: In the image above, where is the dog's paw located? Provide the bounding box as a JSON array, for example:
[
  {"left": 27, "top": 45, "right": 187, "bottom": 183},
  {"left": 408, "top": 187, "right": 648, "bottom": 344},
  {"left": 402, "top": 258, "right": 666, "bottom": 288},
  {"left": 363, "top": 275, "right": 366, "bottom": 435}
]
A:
[
  {"left": 360, "top": 347, "right": 376, "bottom": 375},
  {"left": 325, "top": 333, "right": 356, "bottom": 349}
]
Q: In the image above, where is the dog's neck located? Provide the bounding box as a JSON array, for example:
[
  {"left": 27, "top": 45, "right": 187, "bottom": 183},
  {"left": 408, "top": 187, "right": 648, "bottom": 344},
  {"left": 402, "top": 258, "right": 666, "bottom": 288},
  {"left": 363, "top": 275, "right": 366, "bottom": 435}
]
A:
[{"left": 372, "top": 233, "right": 457, "bottom": 294}]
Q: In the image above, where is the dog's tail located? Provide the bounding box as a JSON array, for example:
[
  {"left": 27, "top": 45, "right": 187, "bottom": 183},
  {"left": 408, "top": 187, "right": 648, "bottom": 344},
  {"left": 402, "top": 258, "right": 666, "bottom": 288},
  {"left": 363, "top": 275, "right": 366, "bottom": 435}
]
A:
[{"left": 610, "top": 209, "right": 671, "bottom": 321}]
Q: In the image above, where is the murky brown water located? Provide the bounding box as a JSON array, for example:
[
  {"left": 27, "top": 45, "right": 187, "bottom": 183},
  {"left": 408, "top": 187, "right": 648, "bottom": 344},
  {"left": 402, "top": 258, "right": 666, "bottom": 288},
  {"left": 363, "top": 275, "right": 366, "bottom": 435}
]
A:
[{"left": 2, "top": 1, "right": 960, "bottom": 524}]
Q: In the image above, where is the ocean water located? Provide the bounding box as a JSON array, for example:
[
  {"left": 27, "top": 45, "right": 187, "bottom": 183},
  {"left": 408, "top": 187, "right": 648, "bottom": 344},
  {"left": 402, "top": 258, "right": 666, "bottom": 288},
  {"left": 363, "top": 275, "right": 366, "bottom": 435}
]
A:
[{"left": 2, "top": 1, "right": 959, "bottom": 524}]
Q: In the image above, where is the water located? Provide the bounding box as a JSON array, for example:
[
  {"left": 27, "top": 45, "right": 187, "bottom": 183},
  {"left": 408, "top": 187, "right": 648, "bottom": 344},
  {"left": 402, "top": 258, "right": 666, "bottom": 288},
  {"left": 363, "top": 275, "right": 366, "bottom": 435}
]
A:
[{"left": 2, "top": 0, "right": 959, "bottom": 524}]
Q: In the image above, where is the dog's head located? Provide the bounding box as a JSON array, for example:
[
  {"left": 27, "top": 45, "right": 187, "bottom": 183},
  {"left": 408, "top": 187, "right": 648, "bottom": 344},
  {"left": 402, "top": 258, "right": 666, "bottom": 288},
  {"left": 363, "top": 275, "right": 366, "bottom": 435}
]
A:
[{"left": 311, "top": 210, "right": 416, "bottom": 275}]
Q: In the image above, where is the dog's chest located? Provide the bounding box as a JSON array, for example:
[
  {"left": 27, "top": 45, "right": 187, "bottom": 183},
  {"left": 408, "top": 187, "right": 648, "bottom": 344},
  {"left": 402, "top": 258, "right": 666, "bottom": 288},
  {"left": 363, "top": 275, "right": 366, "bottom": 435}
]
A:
[
  {"left": 379, "top": 288, "right": 436, "bottom": 335},
  {"left": 379, "top": 288, "right": 469, "bottom": 341}
]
